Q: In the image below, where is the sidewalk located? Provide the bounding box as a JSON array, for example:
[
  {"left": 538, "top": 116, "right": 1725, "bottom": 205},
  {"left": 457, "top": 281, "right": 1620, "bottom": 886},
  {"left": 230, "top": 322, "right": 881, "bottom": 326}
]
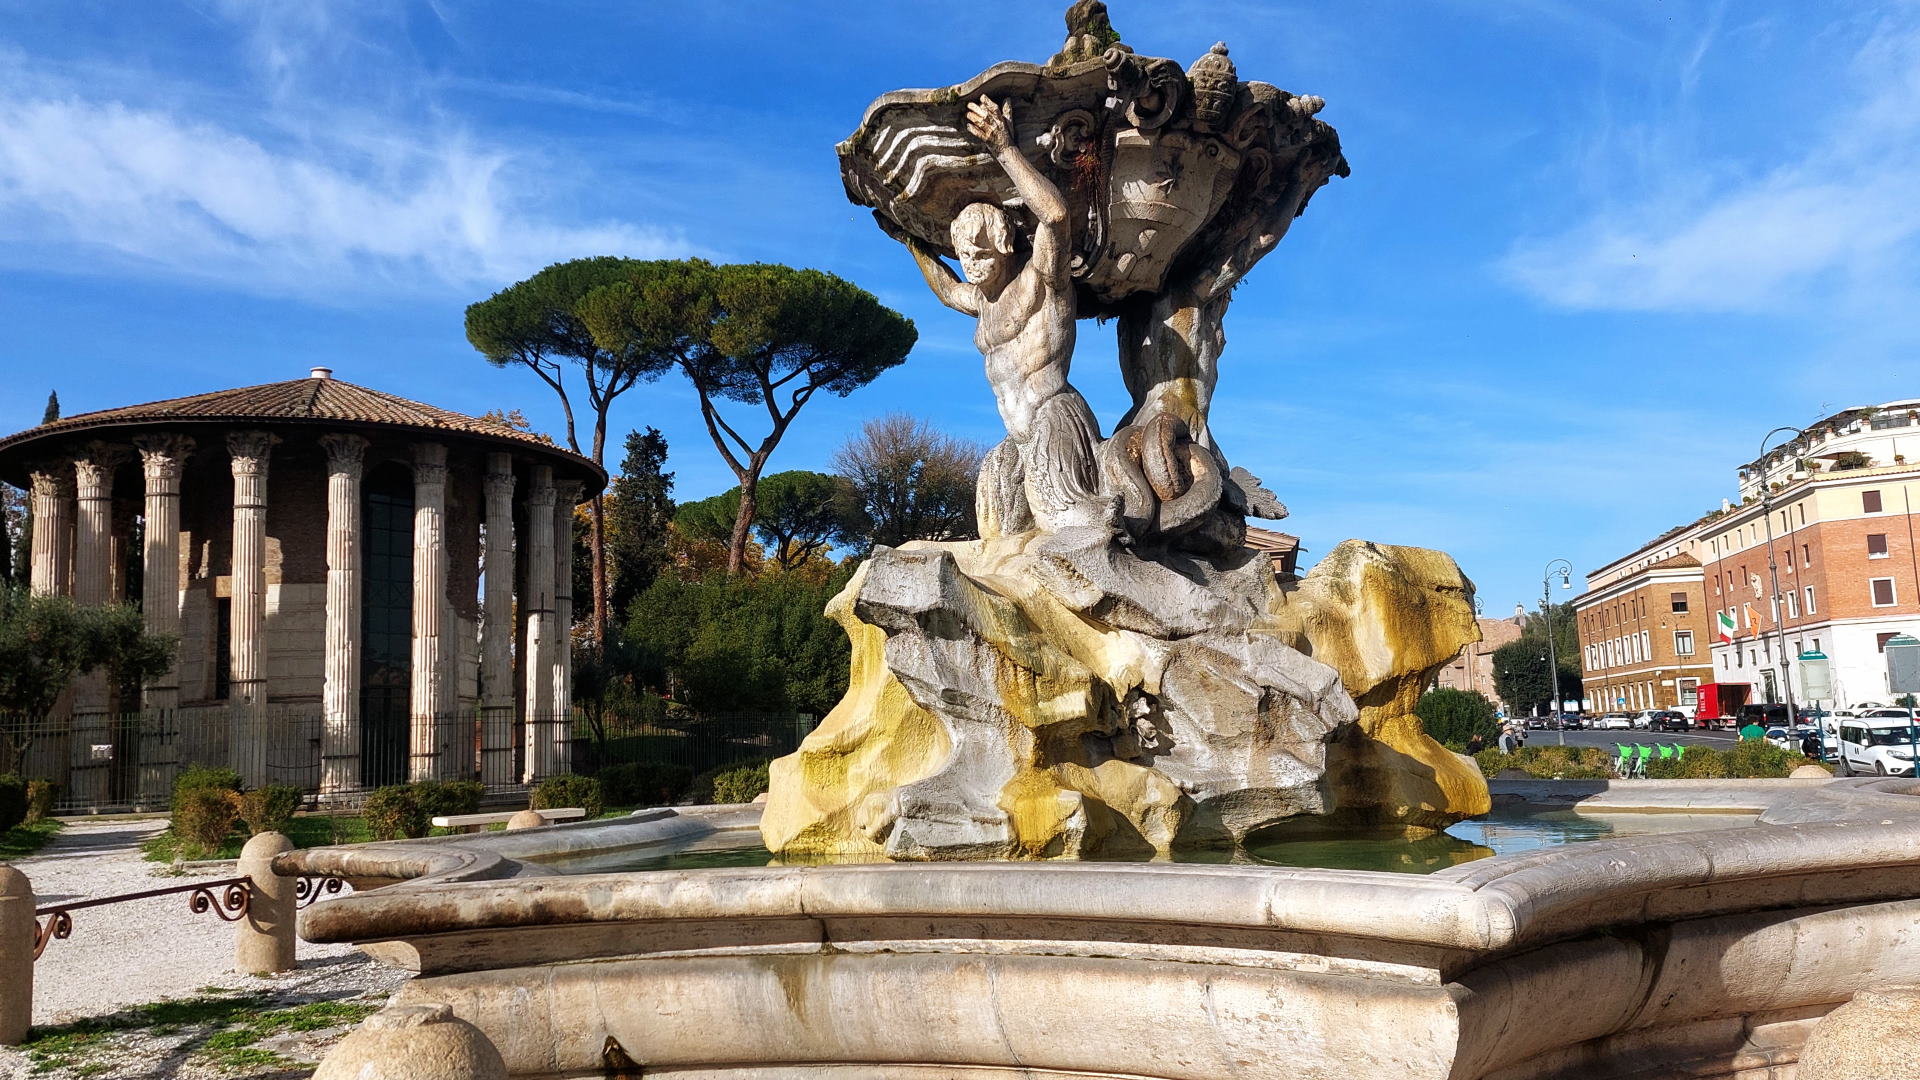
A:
[{"left": 1, "top": 819, "right": 405, "bottom": 1078}]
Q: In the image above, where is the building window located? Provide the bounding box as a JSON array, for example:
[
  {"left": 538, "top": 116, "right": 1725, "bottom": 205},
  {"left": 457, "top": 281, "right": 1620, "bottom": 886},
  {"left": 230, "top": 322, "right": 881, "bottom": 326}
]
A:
[
  {"left": 1786, "top": 591, "right": 1798, "bottom": 617},
  {"left": 1675, "top": 630, "right": 1695, "bottom": 655},
  {"left": 1879, "top": 632, "right": 1900, "bottom": 653},
  {"left": 1798, "top": 504, "right": 1806, "bottom": 526},
  {"left": 1869, "top": 533, "right": 1890, "bottom": 558},
  {"left": 1805, "top": 586, "right": 1816, "bottom": 614},
  {"left": 1872, "top": 577, "right": 1897, "bottom": 607},
  {"left": 1813, "top": 637, "right": 1821, "bottom": 652},
  {"left": 1670, "top": 591, "right": 1689, "bottom": 613},
  {"left": 1865, "top": 490, "right": 1884, "bottom": 513},
  {"left": 1803, "top": 544, "right": 1811, "bottom": 568}
]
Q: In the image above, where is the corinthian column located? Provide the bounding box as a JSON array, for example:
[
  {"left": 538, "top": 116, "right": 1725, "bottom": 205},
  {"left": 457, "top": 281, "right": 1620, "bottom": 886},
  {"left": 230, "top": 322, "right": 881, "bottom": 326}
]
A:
[
  {"left": 134, "top": 436, "right": 194, "bottom": 711},
  {"left": 70, "top": 444, "right": 129, "bottom": 804},
  {"left": 27, "top": 467, "right": 74, "bottom": 598},
  {"left": 521, "top": 466, "right": 556, "bottom": 782},
  {"left": 319, "top": 434, "right": 368, "bottom": 795},
  {"left": 550, "top": 479, "right": 581, "bottom": 777},
  {"left": 134, "top": 436, "right": 193, "bottom": 806},
  {"left": 480, "top": 454, "right": 517, "bottom": 787},
  {"left": 227, "top": 431, "right": 277, "bottom": 788},
  {"left": 409, "top": 442, "right": 453, "bottom": 781}
]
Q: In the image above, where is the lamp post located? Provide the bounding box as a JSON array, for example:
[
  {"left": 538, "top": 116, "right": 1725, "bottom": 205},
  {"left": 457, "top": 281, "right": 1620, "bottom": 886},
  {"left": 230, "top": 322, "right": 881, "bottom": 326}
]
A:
[
  {"left": 1757, "top": 426, "right": 1805, "bottom": 725},
  {"left": 1543, "top": 558, "right": 1574, "bottom": 747}
]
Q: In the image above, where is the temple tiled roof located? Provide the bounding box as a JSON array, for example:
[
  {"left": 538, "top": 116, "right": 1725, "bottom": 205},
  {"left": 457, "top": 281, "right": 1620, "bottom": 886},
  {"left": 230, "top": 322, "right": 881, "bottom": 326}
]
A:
[{"left": 0, "top": 371, "right": 602, "bottom": 487}]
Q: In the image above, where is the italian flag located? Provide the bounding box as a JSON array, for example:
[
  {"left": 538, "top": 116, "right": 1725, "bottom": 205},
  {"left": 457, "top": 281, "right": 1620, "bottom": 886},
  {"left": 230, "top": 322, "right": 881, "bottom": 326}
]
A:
[{"left": 1717, "top": 610, "right": 1737, "bottom": 644}]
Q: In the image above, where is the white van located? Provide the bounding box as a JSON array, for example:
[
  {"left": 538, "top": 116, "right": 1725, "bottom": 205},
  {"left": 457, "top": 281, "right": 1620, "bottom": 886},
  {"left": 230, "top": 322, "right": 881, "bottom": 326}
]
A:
[{"left": 1835, "top": 718, "right": 1920, "bottom": 776}]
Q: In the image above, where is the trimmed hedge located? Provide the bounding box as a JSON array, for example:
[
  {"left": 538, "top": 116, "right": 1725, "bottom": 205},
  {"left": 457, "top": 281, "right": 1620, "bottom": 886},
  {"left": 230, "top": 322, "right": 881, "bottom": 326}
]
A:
[
  {"left": 598, "top": 762, "right": 694, "bottom": 807},
  {"left": 233, "top": 785, "right": 302, "bottom": 837},
  {"left": 0, "top": 774, "right": 27, "bottom": 834},
  {"left": 364, "top": 784, "right": 432, "bottom": 841},
  {"left": 531, "top": 774, "right": 604, "bottom": 819},
  {"left": 1473, "top": 746, "right": 1615, "bottom": 780},
  {"left": 710, "top": 760, "right": 771, "bottom": 804},
  {"left": 25, "top": 780, "right": 56, "bottom": 823},
  {"left": 1643, "top": 742, "right": 1812, "bottom": 779}
]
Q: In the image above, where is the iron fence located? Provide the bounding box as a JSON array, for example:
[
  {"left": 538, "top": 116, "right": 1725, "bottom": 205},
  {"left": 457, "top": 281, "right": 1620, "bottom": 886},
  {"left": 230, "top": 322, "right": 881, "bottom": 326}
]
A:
[{"left": 1, "top": 705, "right": 818, "bottom": 813}]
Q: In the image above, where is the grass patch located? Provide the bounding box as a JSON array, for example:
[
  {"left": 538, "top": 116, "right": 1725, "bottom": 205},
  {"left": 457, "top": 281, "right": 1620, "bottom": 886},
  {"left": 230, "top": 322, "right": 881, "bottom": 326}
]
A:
[
  {"left": 0, "top": 818, "right": 63, "bottom": 859},
  {"left": 142, "top": 812, "right": 378, "bottom": 863},
  {"left": 23, "top": 990, "right": 382, "bottom": 1075}
]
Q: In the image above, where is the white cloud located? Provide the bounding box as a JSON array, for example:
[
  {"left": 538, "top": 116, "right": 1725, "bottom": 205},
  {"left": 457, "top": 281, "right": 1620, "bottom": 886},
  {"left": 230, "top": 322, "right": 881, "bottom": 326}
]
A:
[
  {"left": 0, "top": 92, "right": 688, "bottom": 298},
  {"left": 1500, "top": 17, "right": 1920, "bottom": 313}
]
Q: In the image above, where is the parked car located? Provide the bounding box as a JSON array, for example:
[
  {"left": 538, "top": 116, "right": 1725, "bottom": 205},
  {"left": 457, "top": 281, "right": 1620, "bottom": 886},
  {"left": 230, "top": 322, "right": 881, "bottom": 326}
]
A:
[
  {"left": 1595, "top": 712, "right": 1634, "bottom": 731},
  {"left": 1861, "top": 707, "right": 1919, "bottom": 719},
  {"left": 1834, "top": 717, "right": 1920, "bottom": 776},
  {"left": 1655, "top": 711, "right": 1692, "bottom": 732},
  {"left": 1738, "top": 703, "right": 1792, "bottom": 728},
  {"left": 1557, "top": 712, "right": 1585, "bottom": 730},
  {"left": 1763, "top": 726, "right": 1795, "bottom": 750},
  {"left": 1630, "top": 710, "right": 1659, "bottom": 730}
]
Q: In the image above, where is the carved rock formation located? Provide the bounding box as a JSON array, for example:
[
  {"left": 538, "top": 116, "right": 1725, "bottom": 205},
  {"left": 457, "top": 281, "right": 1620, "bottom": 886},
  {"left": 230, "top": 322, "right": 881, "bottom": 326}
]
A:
[{"left": 762, "top": 534, "right": 1355, "bottom": 860}]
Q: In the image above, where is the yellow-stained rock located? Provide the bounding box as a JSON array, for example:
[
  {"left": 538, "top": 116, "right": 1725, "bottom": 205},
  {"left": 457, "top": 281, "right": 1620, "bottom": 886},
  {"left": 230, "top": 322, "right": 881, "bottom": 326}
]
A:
[
  {"left": 1275, "top": 540, "right": 1491, "bottom": 833},
  {"left": 762, "top": 534, "right": 1488, "bottom": 860}
]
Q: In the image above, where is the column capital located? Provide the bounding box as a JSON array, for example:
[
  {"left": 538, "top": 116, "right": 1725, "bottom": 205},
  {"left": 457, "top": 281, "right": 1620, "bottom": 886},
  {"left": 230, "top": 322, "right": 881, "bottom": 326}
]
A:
[
  {"left": 227, "top": 430, "right": 279, "bottom": 474},
  {"left": 134, "top": 434, "right": 196, "bottom": 481},
  {"left": 526, "top": 464, "right": 555, "bottom": 510},
  {"left": 411, "top": 441, "right": 448, "bottom": 487},
  {"left": 73, "top": 441, "right": 130, "bottom": 498},
  {"left": 320, "top": 433, "right": 370, "bottom": 475},
  {"left": 553, "top": 478, "right": 584, "bottom": 506},
  {"left": 29, "top": 464, "right": 74, "bottom": 501}
]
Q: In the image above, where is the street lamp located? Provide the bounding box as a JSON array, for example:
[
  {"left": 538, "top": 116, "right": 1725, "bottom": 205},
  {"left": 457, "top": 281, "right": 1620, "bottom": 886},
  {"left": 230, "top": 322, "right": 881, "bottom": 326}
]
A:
[
  {"left": 1758, "top": 426, "right": 1805, "bottom": 724},
  {"left": 1543, "top": 558, "right": 1574, "bottom": 746}
]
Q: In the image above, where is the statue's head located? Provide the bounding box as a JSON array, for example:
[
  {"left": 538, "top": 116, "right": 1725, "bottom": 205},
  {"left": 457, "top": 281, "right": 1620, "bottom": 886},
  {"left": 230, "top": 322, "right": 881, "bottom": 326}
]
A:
[{"left": 951, "top": 202, "right": 1013, "bottom": 292}]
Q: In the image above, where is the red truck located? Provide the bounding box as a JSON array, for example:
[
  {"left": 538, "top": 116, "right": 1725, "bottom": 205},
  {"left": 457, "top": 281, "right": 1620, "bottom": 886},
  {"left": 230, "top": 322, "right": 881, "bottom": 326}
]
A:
[{"left": 1692, "top": 682, "right": 1752, "bottom": 729}]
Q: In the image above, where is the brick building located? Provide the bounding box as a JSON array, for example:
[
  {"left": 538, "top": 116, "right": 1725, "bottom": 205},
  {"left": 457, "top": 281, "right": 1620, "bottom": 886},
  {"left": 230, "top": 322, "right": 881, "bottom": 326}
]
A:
[
  {"left": 1574, "top": 553, "right": 1712, "bottom": 712},
  {"left": 1578, "top": 399, "right": 1920, "bottom": 711},
  {"left": 1434, "top": 612, "right": 1524, "bottom": 711}
]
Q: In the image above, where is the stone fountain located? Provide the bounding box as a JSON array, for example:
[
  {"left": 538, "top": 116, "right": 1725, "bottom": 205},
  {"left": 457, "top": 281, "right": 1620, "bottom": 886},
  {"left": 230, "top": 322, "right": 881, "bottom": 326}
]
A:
[{"left": 761, "top": 0, "right": 1488, "bottom": 860}]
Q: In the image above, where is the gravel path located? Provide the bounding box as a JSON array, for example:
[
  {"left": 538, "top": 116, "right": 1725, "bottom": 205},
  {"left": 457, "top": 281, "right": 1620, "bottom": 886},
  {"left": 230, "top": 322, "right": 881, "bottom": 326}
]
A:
[{"left": 0, "top": 819, "right": 408, "bottom": 1078}]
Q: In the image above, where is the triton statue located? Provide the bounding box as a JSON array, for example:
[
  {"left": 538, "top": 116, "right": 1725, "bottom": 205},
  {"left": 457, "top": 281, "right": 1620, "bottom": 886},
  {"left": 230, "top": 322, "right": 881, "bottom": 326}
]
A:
[{"left": 762, "top": 2, "right": 1489, "bottom": 860}]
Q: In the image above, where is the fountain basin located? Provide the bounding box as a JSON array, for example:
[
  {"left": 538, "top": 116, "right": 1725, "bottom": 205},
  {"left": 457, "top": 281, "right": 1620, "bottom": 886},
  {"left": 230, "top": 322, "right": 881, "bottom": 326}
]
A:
[{"left": 286, "top": 778, "right": 1920, "bottom": 1079}]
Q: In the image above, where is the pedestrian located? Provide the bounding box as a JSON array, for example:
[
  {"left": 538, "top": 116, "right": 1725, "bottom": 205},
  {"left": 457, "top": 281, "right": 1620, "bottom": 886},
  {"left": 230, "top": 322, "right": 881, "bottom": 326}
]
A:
[
  {"left": 1800, "top": 727, "right": 1824, "bottom": 761},
  {"left": 1497, "top": 725, "right": 1519, "bottom": 755},
  {"left": 1739, "top": 719, "right": 1766, "bottom": 741},
  {"left": 1466, "top": 732, "right": 1486, "bottom": 755}
]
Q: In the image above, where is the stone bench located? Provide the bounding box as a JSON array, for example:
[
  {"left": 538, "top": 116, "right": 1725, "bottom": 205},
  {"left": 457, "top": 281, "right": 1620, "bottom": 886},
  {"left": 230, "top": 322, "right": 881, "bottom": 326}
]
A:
[{"left": 430, "top": 808, "right": 586, "bottom": 834}]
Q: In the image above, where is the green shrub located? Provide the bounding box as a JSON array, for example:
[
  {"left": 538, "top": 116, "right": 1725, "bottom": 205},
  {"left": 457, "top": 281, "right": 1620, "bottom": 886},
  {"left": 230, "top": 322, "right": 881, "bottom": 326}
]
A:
[
  {"left": 598, "top": 763, "right": 694, "bottom": 807},
  {"left": 0, "top": 774, "right": 27, "bottom": 833},
  {"left": 172, "top": 787, "right": 240, "bottom": 855},
  {"left": 24, "top": 779, "right": 56, "bottom": 823},
  {"left": 1721, "top": 739, "right": 1807, "bottom": 778},
  {"left": 531, "top": 774, "right": 604, "bottom": 818},
  {"left": 363, "top": 785, "right": 430, "bottom": 841},
  {"left": 711, "top": 760, "right": 772, "bottom": 804},
  {"left": 1415, "top": 689, "right": 1502, "bottom": 746},
  {"left": 171, "top": 764, "right": 242, "bottom": 811},
  {"left": 414, "top": 780, "right": 485, "bottom": 818},
  {"left": 689, "top": 758, "right": 774, "bottom": 803},
  {"left": 232, "top": 785, "right": 302, "bottom": 837},
  {"left": 1473, "top": 746, "right": 1614, "bottom": 780}
]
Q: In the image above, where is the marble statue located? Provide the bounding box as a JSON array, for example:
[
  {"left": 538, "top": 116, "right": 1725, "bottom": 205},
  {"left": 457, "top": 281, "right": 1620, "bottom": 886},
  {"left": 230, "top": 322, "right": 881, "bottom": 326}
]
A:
[{"left": 762, "top": 2, "right": 1487, "bottom": 860}]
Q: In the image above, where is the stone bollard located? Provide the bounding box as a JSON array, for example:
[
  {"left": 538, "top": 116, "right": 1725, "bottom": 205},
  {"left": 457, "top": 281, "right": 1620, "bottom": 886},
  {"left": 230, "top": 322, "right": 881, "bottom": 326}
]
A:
[
  {"left": 504, "top": 809, "right": 546, "bottom": 831},
  {"left": 1791, "top": 764, "right": 1834, "bottom": 778},
  {"left": 312, "top": 1003, "right": 507, "bottom": 1080},
  {"left": 235, "top": 831, "right": 296, "bottom": 976},
  {"left": 1799, "top": 985, "right": 1920, "bottom": 1078},
  {"left": 0, "top": 865, "right": 34, "bottom": 1045}
]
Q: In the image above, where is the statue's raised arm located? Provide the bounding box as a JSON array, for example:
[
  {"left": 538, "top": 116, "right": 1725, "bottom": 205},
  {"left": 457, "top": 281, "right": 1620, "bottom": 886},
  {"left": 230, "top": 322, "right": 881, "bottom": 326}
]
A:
[{"left": 964, "top": 96, "right": 1069, "bottom": 286}]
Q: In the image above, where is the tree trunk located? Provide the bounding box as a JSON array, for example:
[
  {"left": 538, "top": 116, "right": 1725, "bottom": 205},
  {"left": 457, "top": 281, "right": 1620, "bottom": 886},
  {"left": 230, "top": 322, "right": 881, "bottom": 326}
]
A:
[
  {"left": 727, "top": 463, "right": 764, "bottom": 575},
  {"left": 590, "top": 495, "right": 609, "bottom": 648}
]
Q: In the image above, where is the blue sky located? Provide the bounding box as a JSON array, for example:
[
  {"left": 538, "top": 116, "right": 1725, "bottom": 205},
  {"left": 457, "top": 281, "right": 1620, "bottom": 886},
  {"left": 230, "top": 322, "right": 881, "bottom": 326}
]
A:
[{"left": 2, "top": 1, "right": 1916, "bottom": 612}]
